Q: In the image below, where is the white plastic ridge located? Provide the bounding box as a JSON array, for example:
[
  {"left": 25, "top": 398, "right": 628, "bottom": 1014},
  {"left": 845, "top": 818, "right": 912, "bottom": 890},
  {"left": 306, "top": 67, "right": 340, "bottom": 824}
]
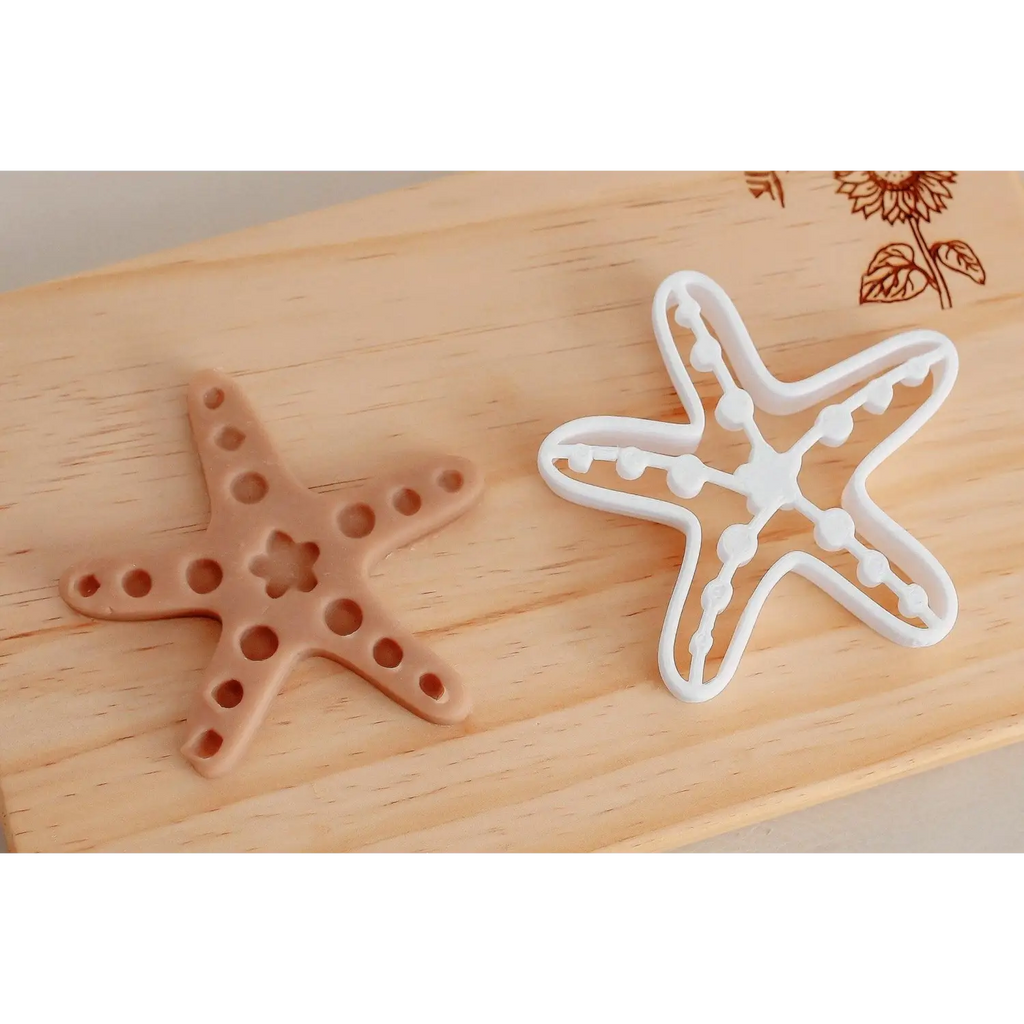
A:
[{"left": 537, "top": 271, "right": 959, "bottom": 702}]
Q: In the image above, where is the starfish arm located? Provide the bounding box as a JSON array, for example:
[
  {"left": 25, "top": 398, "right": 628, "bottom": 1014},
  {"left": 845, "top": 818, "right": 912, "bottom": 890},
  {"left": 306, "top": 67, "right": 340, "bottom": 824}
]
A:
[
  {"left": 786, "top": 552, "right": 954, "bottom": 645},
  {"left": 59, "top": 541, "right": 212, "bottom": 621},
  {"left": 663, "top": 552, "right": 810, "bottom": 702},
  {"left": 656, "top": 501, "right": 775, "bottom": 701},
  {"left": 652, "top": 519, "right": 708, "bottom": 700},
  {"left": 539, "top": 414, "right": 702, "bottom": 466},
  {"left": 312, "top": 589, "right": 471, "bottom": 725},
  {"left": 185, "top": 370, "right": 306, "bottom": 507},
  {"left": 787, "top": 341, "right": 958, "bottom": 465},
  {"left": 840, "top": 348, "right": 959, "bottom": 636},
  {"left": 538, "top": 454, "right": 703, "bottom": 532},
  {"left": 656, "top": 271, "right": 956, "bottom": 416},
  {"left": 181, "top": 623, "right": 300, "bottom": 778},
  {"left": 648, "top": 278, "right": 707, "bottom": 427},
  {"left": 666, "top": 547, "right": 955, "bottom": 707},
  {"left": 793, "top": 494, "right": 956, "bottom": 641},
  {"left": 538, "top": 422, "right": 721, "bottom": 535},
  {"left": 341, "top": 455, "right": 484, "bottom": 570}
]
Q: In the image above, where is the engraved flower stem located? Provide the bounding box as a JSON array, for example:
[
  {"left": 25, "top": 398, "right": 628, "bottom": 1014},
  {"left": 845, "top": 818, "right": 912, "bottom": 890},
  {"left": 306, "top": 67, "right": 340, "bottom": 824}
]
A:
[{"left": 909, "top": 216, "right": 952, "bottom": 310}]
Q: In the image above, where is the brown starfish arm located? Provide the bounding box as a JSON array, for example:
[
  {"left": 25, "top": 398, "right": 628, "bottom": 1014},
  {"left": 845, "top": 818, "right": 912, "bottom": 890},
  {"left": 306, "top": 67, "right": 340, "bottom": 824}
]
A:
[
  {"left": 186, "top": 369, "right": 307, "bottom": 507},
  {"left": 313, "top": 589, "right": 472, "bottom": 725},
  {"left": 339, "top": 455, "right": 484, "bottom": 570},
  {"left": 59, "top": 542, "right": 212, "bottom": 621},
  {"left": 181, "top": 624, "right": 301, "bottom": 778}
]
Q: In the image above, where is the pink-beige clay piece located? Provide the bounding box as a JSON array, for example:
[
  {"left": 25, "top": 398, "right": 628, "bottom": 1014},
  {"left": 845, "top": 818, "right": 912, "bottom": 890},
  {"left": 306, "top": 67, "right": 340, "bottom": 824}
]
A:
[{"left": 59, "top": 370, "right": 483, "bottom": 778}]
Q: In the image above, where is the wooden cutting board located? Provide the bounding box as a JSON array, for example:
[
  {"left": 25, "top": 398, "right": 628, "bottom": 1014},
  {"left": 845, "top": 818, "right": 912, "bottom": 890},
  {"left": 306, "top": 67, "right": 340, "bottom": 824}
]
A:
[{"left": 2, "top": 172, "right": 1022, "bottom": 852}]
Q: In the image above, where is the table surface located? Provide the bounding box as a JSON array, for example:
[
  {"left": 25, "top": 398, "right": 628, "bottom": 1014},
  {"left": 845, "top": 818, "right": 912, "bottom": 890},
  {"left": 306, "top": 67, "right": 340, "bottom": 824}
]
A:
[{"left": 2, "top": 169, "right": 1024, "bottom": 856}]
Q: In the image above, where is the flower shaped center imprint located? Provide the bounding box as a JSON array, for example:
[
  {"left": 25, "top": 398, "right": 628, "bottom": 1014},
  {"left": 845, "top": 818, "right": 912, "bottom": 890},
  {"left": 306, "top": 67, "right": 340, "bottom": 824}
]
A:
[{"left": 250, "top": 530, "right": 319, "bottom": 598}]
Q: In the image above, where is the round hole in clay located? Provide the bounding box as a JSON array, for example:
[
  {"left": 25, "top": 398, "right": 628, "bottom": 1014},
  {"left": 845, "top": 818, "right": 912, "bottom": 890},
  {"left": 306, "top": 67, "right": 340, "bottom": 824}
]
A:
[
  {"left": 204, "top": 387, "right": 225, "bottom": 410},
  {"left": 213, "top": 679, "right": 244, "bottom": 709},
  {"left": 187, "top": 558, "right": 223, "bottom": 594},
  {"left": 392, "top": 488, "right": 421, "bottom": 516},
  {"left": 240, "top": 625, "right": 279, "bottom": 661},
  {"left": 216, "top": 426, "right": 245, "bottom": 451},
  {"left": 438, "top": 469, "right": 464, "bottom": 493},
  {"left": 419, "top": 673, "right": 445, "bottom": 701},
  {"left": 231, "top": 472, "right": 268, "bottom": 504},
  {"left": 122, "top": 569, "right": 152, "bottom": 598},
  {"left": 373, "top": 638, "right": 403, "bottom": 669},
  {"left": 325, "top": 598, "right": 363, "bottom": 636},
  {"left": 338, "top": 503, "right": 375, "bottom": 538},
  {"left": 194, "top": 729, "right": 223, "bottom": 758},
  {"left": 77, "top": 574, "right": 100, "bottom": 597}
]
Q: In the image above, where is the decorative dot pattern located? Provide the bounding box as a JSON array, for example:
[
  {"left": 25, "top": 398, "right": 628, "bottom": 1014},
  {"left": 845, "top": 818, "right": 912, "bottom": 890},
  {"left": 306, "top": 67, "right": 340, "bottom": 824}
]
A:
[{"left": 58, "top": 370, "right": 484, "bottom": 778}]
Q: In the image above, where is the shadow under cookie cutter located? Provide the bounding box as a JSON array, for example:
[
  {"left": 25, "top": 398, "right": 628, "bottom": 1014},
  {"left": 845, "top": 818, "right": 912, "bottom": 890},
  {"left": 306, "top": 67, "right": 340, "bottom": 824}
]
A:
[{"left": 538, "top": 270, "right": 959, "bottom": 702}]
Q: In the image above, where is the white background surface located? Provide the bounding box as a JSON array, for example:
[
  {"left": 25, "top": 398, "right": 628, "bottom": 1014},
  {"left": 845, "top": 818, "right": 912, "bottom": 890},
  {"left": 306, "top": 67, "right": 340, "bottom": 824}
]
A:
[{"left": 1, "top": 171, "right": 1020, "bottom": 853}]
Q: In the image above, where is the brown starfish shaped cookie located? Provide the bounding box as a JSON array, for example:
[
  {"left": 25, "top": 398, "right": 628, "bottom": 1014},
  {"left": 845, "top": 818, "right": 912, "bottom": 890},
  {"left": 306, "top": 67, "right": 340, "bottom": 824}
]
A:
[{"left": 60, "top": 370, "right": 483, "bottom": 778}]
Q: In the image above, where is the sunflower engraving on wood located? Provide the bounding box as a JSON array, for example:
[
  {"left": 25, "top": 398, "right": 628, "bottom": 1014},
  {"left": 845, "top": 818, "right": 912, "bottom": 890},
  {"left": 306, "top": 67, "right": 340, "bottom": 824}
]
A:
[
  {"left": 745, "top": 171, "right": 785, "bottom": 207},
  {"left": 834, "top": 172, "right": 985, "bottom": 310}
]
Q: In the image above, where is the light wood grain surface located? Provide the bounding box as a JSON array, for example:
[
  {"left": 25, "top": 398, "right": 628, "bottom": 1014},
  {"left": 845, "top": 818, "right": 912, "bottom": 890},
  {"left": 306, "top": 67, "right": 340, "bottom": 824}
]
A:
[{"left": 1, "top": 171, "right": 1022, "bottom": 852}]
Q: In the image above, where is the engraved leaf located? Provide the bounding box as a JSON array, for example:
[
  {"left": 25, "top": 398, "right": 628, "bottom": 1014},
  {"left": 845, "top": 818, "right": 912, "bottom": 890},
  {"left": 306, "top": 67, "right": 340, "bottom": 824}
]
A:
[
  {"left": 860, "top": 243, "right": 930, "bottom": 304},
  {"left": 864, "top": 242, "right": 916, "bottom": 274},
  {"left": 932, "top": 239, "right": 986, "bottom": 284}
]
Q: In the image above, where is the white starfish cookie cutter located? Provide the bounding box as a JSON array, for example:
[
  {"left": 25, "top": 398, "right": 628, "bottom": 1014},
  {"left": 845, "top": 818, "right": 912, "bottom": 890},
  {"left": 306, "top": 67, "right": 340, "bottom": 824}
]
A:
[{"left": 537, "top": 271, "right": 958, "bottom": 703}]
